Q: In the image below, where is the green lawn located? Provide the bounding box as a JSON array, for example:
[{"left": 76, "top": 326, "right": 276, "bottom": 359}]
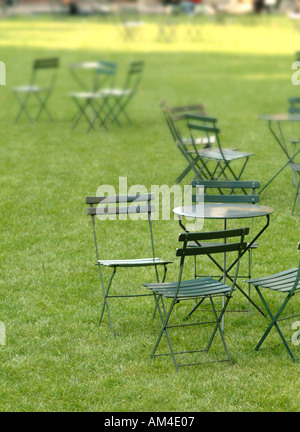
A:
[{"left": 1, "top": 13, "right": 300, "bottom": 412}]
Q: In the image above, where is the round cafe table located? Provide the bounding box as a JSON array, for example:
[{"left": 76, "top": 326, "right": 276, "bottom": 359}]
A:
[{"left": 173, "top": 203, "right": 274, "bottom": 317}]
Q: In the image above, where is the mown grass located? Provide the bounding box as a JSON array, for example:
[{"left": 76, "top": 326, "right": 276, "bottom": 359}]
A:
[{"left": 0, "top": 13, "right": 300, "bottom": 412}]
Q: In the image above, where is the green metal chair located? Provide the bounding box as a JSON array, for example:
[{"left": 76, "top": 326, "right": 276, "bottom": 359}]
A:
[
  {"left": 117, "top": 5, "right": 144, "bottom": 41},
  {"left": 246, "top": 243, "right": 300, "bottom": 362},
  {"left": 160, "top": 100, "right": 212, "bottom": 184},
  {"left": 186, "top": 113, "right": 255, "bottom": 182},
  {"left": 190, "top": 180, "right": 261, "bottom": 315},
  {"left": 86, "top": 193, "right": 172, "bottom": 334},
  {"left": 70, "top": 61, "right": 117, "bottom": 132},
  {"left": 156, "top": 8, "right": 179, "bottom": 43},
  {"left": 97, "top": 61, "right": 145, "bottom": 128},
  {"left": 143, "top": 227, "right": 249, "bottom": 370},
  {"left": 13, "top": 57, "right": 59, "bottom": 123}
]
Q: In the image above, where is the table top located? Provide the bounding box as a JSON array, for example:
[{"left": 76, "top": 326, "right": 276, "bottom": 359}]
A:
[
  {"left": 259, "top": 114, "right": 300, "bottom": 122},
  {"left": 173, "top": 203, "right": 274, "bottom": 220}
]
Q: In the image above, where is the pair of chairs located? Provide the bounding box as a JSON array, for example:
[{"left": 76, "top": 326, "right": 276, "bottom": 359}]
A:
[
  {"left": 86, "top": 190, "right": 249, "bottom": 369},
  {"left": 190, "top": 180, "right": 300, "bottom": 363},
  {"left": 85, "top": 181, "right": 300, "bottom": 368},
  {"left": 13, "top": 57, "right": 59, "bottom": 123},
  {"left": 161, "top": 100, "right": 255, "bottom": 185},
  {"left": 70, "top": 61, "right": 144, "bottom": 132}
]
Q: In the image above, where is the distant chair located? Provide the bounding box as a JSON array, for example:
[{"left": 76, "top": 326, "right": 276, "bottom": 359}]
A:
[
  {"left": 186, "top": 113, "right": 255, "bottom": 183},
  {"left": 13, "top": 57, "right": 59, "bottom": 123},
  {"left": 117, "top": 5, "right": 144, "bottom": 41},
  {"left": 69, "top": 61, "right": 117, "bottom": 132},
  {"left": 157, "top": 6, "right": 180, "bottom": 42},
  {"left": 97, "top": 61, "right": 145, "bottom": 127},
  {"left": 160, "top": 99, "right": 210, "bottom": 184}
]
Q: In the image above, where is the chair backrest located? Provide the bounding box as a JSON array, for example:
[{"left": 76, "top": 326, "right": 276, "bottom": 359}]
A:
[
  {"left": 185, "top": 113, "right": 221, "bottom": 152},
  {"left": 33, "top": 58, "right": 59, "bottom": 70},
  {"left": 95, "top": 61, "right": 117, "bottom": 91},
  {"left": 122, "top": 61, "right": 144, "bottom": 92},
  {"left": 176, "top": 228, "right": 249, "bottom": 257},
  {"left": 160, "top": 100, "right": 212, "bottom": 157},
  {"left": 86, "top": 193, "right": 156, "bottom": 261},
  {"left": 176, "top": 227, "right": 249, "bottom": 295},
  {"left": 31, "top": 57, "right": 59, "bottom": 88},
  {"left": 288, "top": 97, "right": 300, "bottom": 114},
  {"left": 191, "top": 180, "right": 261, "bottom": 204},
  {"left": 170, "top": 103, "right": 206, "bottom": 122},
  {"left": 160, "top": 100, "right": 207, "bottom": 142},
  {"left": 160, "top": 99, "right": 182, "bottom": 143}
]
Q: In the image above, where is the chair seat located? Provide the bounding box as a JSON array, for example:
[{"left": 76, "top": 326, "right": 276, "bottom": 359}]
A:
[
  {"left": 99, "top": 88, "right": 132, "bottom": 97},
  {"left": 123, "top": 21, "right": 144, "bottom": 27},
  {"left": 69, "top": 91, "right": 110, "bottom": 99},
  {"left": 189, "top": 148, "right": 254, "bottom": 161},
  {"left": 144, "top": 276, "right": 232, "bottom": 299},
  {"left": 97, "top": 257, "right": 171, "bottom": 267},
  {"left": 13, "top": 85, "right": 47, "bottom": 93},
  {"left": 246, "top": 267, "right": 300, "bottom": 292}
]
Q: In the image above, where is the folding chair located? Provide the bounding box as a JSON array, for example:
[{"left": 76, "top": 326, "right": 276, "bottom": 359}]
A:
[
  {"left": 96, "top": 61, "right": 145, "bottom": 128},
  {"left": 160, "top": 100, "right": 212, "bottom": 185},
  {"left": 86, "top": 193, "right": 172, "bottom": 334},
  {"left": 13, "top": 57, "right": 59, "bottom": 123},
  {"left": 143, "top": 227, "right": 249, "bottom": 370},
  {"left": 246, "top": 243, "right": 300, "bottom": 362},
  {"left": 191, "top": 179, "right": 261, "bottom": 313},
  {"left": 156, "top": 8, "right": 179, "bottom": 42},
  {"left": 186, "top": 113, "right": 255, "bottom": 183},
  {"left": 117, "top": 5, "right": 144, "bottom": 41},
  {"left": 70, "top": 61, "right": 117, "bottom": 132}
]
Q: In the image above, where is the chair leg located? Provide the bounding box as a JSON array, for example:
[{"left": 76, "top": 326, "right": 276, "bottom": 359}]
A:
[
  {"left": 35, "top": 92, "right": 54, "bottom": 121},
  {"left": 98, "top": 265, "right": 116, "bottom": 334},
  {"left": 14, "top": 92, "right": 34, "bottom": 123},
  {"left": 110, "top": 96, "right": 132, "bottom": 126},
  {"left": 254, "top": 287, "right": 296, "bottom": 362},
  {"left": 100, "top": 97, "right": 123, "bottom": 128},
  {"left": 151, "top": 296, "right": 179, "bottom": 370},
  {"left": 151, "top": 264, "right": 168, "bottom": 319},
  {"left": 72, "top": 99, "right": 93, "bottom": 131},
  {"left": 206, "top": 296, "right": 233, "bottom": 365}
]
